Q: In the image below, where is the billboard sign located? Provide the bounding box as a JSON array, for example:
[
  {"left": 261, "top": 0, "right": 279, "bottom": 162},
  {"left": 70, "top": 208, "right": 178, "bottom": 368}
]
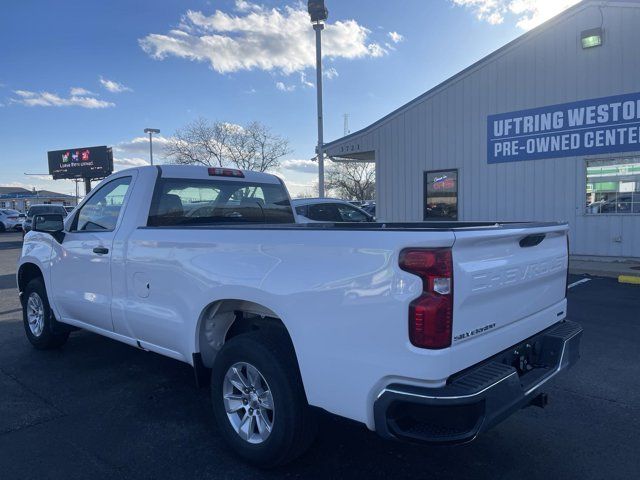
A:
[
  {"left": 47, "top": 145, "right": 113, "bottom": 180},
  {"left": 488, "top": 91, "right": 640, "bottom": 163}
]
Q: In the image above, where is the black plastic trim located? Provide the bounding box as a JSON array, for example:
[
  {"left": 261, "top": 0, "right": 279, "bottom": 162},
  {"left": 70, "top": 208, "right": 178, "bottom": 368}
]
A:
[
  {"left": 138, "top": 221, "right": 568, "bottom": 233},
  {"left": 192, "top": 352, "right": 211, "bottom": 388},
  {"left": 374, "top": 320, "right": 582, "bottom": 445}
]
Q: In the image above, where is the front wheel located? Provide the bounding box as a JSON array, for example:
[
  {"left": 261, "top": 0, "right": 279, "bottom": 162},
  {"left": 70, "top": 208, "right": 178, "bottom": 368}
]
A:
[
  {"left": 211, "top": 329, "right": 317, "bottom": 468},
  {"left": 23, "top": 278, "right": 69, "bottom": 349}
]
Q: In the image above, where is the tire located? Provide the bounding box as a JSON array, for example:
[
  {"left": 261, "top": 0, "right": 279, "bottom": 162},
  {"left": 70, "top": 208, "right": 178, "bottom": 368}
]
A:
[
  {"left": 211, "top": 329, "right": 317, "bottom": 468},
  {"left": 23, "top": 278, "right": 70, "bottom": 349},
  {"left": 0, "top": 222, "right": 5, "bottom": 232}
]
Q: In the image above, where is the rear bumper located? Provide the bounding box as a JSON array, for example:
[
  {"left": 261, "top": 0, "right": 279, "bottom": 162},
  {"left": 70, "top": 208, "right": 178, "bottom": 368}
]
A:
[{"left": 374, "top": 320, "right": 582, "bottom": 444}]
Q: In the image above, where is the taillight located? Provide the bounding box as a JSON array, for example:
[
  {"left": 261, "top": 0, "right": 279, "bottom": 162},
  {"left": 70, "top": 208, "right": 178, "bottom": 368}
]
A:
[{"left": 399, "top": 248, "right": 453, "bottom": 349}]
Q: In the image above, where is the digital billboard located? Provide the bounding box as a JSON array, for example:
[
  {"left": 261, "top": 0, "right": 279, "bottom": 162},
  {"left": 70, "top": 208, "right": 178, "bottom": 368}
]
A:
[{"left": 47, "top": 145, "right": 113, "bottom": 180}]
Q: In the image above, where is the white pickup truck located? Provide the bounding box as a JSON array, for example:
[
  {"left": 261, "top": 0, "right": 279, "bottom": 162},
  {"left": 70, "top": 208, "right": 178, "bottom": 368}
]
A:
[{"left": 18, "top": 165, "right": 582, "bottom": 467}]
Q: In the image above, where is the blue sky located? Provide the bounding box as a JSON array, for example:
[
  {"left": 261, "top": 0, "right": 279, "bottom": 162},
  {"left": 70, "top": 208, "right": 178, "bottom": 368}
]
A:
[{"left": 0, "top": 0, "right": 579, "bottom": 196}]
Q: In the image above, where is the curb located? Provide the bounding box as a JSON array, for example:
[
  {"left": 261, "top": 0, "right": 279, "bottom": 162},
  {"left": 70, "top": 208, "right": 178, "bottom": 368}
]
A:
[{"left": 618, "top": 275, "right": 640, "bottom": 285}]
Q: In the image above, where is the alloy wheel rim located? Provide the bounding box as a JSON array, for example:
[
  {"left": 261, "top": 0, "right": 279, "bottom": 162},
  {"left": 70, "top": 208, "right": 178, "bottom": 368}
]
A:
[
  {"left": 26, "top": 292, "right": 45, "bottom": 337},
  {"left": 222, "top": 362, "right": 274, "bottom": 444}
]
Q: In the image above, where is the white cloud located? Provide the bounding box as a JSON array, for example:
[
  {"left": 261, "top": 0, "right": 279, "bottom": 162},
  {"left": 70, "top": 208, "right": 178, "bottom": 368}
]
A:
[
  {"left": 11, "top": 89, "right": 114, "bottom": 108},
  {"left": 299, "top": 72, "right": 314, "bottom": 88},
  {"left": 276, "top": 81, "right": 295, "bottom": 92},
  {"left": 99, "top": 76, "right": 132, "bottom": 93},
  {"left": 114, "top": 157, "right": 150, "bottom": 168},
  {"left": 70, "top": 87, "right": 95, "bottom": 96},
  {"left": 451, "top": 0, "right": 580, "bottom": 30},
  {"left": 280, "top": 159, "right": 317, "bottom": 173},
  {"left": 367, "top": 43, "right": 387, "bottom": 57},
  {"left": 112, "top": 135, "right": 170, "bottom": 167},
  {"left": 139, "top": 2, "right": 389, "bottom": 75},
  {"left": 388, "top": 31, "right": 404, "bottom": 43},
  {"left": 324, "top": 67, "right": 339, "bottom": 80},
  {"left": 234, "top": 0, "right": 262, "bottom": 12}
]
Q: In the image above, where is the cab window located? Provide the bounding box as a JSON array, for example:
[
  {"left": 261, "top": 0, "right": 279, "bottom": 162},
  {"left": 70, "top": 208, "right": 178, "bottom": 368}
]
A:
[
  {"left": 73, "top": 177, "right": 132, "bottom": 231},
  {"left": 147, "top": 178, "right": 294, "bottom": 226}
]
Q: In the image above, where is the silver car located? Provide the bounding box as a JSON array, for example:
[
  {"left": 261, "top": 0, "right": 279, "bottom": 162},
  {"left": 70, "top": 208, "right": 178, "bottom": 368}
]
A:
[
  {"left": 0, "top": 209, "right": 22, "bottom": 232},
  {"left": 291, "top": 198, "right": 374, "bottom": 223}
]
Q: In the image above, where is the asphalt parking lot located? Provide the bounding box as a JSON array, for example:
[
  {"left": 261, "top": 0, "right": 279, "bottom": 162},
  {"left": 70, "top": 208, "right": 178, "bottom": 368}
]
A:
[{"left": 0, "top": 231, "right": 638, "bottom": 479}]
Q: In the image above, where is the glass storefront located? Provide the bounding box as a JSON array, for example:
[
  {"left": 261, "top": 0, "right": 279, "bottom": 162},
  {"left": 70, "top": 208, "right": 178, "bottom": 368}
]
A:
[{"left": 586, "top": 158, "right": 640, "bottom": 214}]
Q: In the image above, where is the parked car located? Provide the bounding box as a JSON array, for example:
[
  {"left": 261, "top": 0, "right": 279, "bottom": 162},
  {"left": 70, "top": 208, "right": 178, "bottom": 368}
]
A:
[
  {"left": 18, "top": 165, "right": 581, "bottom": 467},
  {"left": 292, "top": 198, "right": 374, "bottom": 223},
  {"left": 22, "top": 204, "right": 67, "bottom": 236},
  {"left": 361, "top": 201, "right": 375, "bottom": 217},
  {"left": 0, "top": 209, "right": 22, "bottom": 232}
]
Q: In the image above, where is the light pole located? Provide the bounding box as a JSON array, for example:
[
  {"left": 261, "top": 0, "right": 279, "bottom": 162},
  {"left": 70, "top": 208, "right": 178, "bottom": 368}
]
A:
[
  {"left": 144, "top": 128, "right": 160, "bottom": 165},
  {"left": 308, "top": 1, "right": 328, "bottom": 197}
]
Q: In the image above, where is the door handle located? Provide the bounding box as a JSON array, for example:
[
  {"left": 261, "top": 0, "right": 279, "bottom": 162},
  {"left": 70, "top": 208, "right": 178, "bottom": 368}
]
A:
[{"left": 93, "top": 247, "right": 109, "bottom": 255}]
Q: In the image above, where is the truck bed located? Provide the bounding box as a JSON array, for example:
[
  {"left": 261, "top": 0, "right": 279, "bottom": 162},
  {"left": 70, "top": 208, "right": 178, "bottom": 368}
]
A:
[{"left": 139, "top": 221, "right": 566, "bottom": 231}]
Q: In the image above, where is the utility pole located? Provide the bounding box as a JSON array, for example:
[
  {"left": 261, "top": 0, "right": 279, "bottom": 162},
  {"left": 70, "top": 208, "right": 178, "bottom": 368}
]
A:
[
  {"left": 144, "top": 128, "right": 161, "bottom": 165},
  {"left": 308, "top": 1, "right": 328, "bottom": 197},
  {"left": 343, "top": 113, "right": 350, "bottom": 136}
]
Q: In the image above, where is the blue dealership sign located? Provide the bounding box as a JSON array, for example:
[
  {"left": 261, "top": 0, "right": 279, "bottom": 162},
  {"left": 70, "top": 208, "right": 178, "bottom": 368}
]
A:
[{"left": 487, "top": 91, "right": 640, "bottom": 163}]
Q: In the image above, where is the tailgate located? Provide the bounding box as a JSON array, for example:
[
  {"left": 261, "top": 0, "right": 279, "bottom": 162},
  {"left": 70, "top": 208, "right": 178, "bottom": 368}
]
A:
[{"left": 452, "top": 224, "right": 568, "bottom": 344}]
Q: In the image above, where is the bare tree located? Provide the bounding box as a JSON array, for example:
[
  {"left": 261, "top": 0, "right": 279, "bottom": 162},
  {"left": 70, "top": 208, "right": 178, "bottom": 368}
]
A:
[
  {"left": 165, "top": 118, "right": 291, "bottom": 172},
  {"left": 326, "top": 161, "right": 375, "bottom": 201},
  {"left": 240, "top": 122, "right": 291, "bottom": 172},
  {"left": 164, "top": 118, "right": 230, "bottom": 167},
  {"left": 294, "top": 183, "right": 320, "bottom": 199}
]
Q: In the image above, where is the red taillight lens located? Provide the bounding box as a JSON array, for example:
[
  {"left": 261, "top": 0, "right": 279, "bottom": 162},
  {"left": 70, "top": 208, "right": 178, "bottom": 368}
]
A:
[
  {"left": 208, "top": 167, "right": 245, "bottom": 178},
  {"left": 400, "top": 249, "right": 453, "bottom": 349}
]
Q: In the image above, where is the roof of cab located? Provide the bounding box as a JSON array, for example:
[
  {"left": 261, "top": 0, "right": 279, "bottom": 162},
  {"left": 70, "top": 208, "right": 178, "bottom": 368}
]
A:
[{"left": 132, "top": 165, "right": 283, "bottom": 184}]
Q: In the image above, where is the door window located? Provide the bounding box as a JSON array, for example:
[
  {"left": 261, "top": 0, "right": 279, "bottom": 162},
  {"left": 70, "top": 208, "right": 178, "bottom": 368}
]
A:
[
  {"left": 335, "top": 204, "right": 370, "bottom": 222},
  {"left": 73, "top": 177, "right": 132, "bottom": 231},
  {"left": 306, "top": 203, "right": 343, "bottom": 222}
]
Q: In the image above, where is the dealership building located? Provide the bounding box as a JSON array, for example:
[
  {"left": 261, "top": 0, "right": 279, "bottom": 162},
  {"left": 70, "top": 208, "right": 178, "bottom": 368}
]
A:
[{"left": 324, "top": 0, "right": 640, "bottom": 259}]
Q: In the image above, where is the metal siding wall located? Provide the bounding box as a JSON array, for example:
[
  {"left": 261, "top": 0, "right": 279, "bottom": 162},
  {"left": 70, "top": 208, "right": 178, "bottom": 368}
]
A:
[{"left": 324, "top": 4, "right": 640, "bottom": 258}]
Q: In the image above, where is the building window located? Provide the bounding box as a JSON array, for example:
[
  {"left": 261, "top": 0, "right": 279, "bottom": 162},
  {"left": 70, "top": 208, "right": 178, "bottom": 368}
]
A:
[
  {"left": 586, "top": 158, "right": 640, "bottom": 214},
  {"left": 424, "top": 170, "right": 458, "bottom": 220}
]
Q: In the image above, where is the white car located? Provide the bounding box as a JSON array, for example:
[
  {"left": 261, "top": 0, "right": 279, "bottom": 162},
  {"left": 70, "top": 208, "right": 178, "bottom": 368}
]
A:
[
  {"left": 0, "top": 209, "right": 22, "bottom": 231},
  {"left": 292, "top": 198, "right": 374, "bottom": 223},
  {"left": 18, "top": 165, "right": 581, "bottom": 467}
]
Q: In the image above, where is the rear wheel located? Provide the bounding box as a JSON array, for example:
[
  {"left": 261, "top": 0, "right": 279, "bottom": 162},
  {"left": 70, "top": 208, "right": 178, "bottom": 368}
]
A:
[
  {"left": 211, "top": 329, "right": 317, "bottom": 468},
  {"left": 23, "top": 278, "right": 69, "bottom": 349}
]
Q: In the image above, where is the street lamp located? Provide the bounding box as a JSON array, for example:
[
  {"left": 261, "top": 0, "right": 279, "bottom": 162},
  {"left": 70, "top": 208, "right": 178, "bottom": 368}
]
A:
[
  {"left": 308, "top": 0, "right": 328, "bottom": 197},
  {"left": 144, "top": 128, "right": 161, "bottom": 165}
]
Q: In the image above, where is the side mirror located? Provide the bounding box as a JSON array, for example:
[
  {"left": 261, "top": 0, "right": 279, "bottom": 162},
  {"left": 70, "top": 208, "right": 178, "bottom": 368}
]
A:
[{"left": 33, "top": 214, "right": 65, "bottom": 240}]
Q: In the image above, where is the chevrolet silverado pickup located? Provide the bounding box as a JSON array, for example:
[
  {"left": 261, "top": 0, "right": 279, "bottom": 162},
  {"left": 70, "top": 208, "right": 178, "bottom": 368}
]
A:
[{"left": 18, "top": 165, "right": 582, "bottom": 467}]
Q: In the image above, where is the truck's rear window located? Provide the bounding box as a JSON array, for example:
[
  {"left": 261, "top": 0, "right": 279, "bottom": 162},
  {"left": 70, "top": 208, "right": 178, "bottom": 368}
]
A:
[{"left": 147, "top": 178, "right": 295, "bottom": 226}]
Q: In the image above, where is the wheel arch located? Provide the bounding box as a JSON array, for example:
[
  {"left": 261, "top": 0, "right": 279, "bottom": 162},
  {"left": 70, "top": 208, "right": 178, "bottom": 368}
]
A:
[
  {"left": 195, "top": 299, "right": 295, "bottom": 370},
  {"left": 17, "top": 262, "right": 44, "bottom": 295}
]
